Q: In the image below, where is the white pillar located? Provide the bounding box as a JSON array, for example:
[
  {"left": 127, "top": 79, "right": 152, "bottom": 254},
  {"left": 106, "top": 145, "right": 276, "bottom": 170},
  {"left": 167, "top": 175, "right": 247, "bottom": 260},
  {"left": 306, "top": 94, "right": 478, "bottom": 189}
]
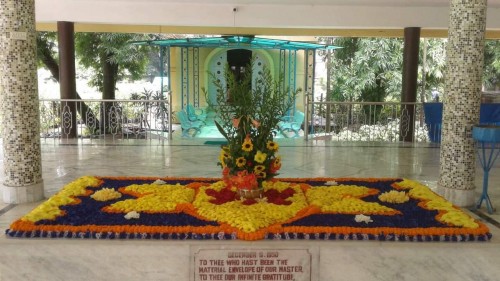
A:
[
  {"left": 0, "top": 0, "right": 44, "bottom": 203},
  {"left": 438, "top": 0, "right": 487, "bottom": 207}
]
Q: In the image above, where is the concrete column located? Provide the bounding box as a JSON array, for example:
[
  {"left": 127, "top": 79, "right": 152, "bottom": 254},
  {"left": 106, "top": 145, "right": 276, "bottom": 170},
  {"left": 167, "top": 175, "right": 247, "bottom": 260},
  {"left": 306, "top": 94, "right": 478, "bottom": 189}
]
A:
[
  {"left": 0, "top": 0, "right": 44, "bottom": 203},
  {"left": 58, "top": 21, "right": 78, "bottom": 138},
  {"left": 400, "top": 27, "right": 420, "bottom": 142},
  {"left": 438, "top": 0, "right": 487, "bottom": 207}
]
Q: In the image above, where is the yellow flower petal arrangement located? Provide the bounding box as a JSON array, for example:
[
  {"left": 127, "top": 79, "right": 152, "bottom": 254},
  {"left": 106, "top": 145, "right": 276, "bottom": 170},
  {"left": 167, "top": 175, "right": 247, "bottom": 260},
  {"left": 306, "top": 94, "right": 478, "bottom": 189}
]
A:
[
  {"left": 21, "top": 176, "right": 101, "bottom": 223},
  {"left": 6, "top": 177, "right": 491, "bottom": 242},
  {"left": 91, "top": 188, "right": 122, "bottom": 201},
  {"left": 194, "top": 180, "right": 307, "bottom": 238},
  {"left": 378, "top": 190, "right": 410, "bottom": 204},
  {"left": 394, "top": 179, "right": 480, "bottom": 229}
]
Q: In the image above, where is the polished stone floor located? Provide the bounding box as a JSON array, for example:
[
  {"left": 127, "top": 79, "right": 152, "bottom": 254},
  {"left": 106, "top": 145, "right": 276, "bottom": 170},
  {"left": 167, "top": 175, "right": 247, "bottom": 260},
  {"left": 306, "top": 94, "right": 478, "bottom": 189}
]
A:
[{"left": 1, "top": 138, "right": 500, "bottom": 280}]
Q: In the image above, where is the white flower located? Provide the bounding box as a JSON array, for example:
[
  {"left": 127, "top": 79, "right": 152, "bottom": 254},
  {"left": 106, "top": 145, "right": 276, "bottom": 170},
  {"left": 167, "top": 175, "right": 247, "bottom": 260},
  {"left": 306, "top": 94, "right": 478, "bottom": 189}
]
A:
[
  {"left": 124, "top": 211, "right": 140, "bottom": 220},
  {"left": 354, "top": 214, "right": 373, "bottom": 224},
  {"left": 152, "top": 179, "right": 166, "bottom": 185},
  {"left": 325, "top": 180, "right": 338, "bottom": 186},
  {"left": 256, "top": 197, "right": 268, "bottom": 203}
]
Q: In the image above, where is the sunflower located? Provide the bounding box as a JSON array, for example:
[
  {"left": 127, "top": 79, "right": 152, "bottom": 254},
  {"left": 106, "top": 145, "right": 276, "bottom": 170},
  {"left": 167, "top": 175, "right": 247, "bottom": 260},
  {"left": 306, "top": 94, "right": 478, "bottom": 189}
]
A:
[
  {"left": 242, "top": 139, "right": 253, "bottom": 152},
  {"left": 266, "top": 141, "right": 279, "bottom": 151},
  {"left": 255, "top": 171, "right": 267, "bottom": 179},
  {"left": 219, "top": 149, "right": 230, "bottom": 167},
  {"left": 254, "top": 165, "right": 266, "bottom": 173},
  {"left": 273, "top": 156, "right": 281, "bottom": 166},
  {"left": 236, "top": 157, "right": 247, "bottom": 168}
]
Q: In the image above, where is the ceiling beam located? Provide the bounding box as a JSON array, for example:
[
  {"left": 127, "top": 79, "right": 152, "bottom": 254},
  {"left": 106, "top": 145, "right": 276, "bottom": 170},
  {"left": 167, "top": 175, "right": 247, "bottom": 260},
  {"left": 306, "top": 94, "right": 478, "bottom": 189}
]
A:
[{"left": 35, "top": 23, "right": 500, "bottom": 39}]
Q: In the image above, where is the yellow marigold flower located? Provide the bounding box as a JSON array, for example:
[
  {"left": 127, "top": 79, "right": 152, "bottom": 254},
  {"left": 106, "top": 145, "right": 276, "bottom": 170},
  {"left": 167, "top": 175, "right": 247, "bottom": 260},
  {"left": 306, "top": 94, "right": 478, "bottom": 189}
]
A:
[
  {"left": 236, "top": 157, "right": 247, "bottom": 168},
  {"left": 440, "top": 211, "right": 479, "bottom": 228},
  {"left": 254, "top": 150, "right": 267, "bottom": 163},
  {"left": 378, "top": 190, "right": 409, "bottom": 204},
  {"left": 254, "top": 165, "right": 266, "bottom": 172},
  {"left": 21, "top": 176, "right": 101, "bottom": 223},
  {"left": 193, "top": 181, "right": 308, "bottom": 233},
  {"left": 91, "top": 188, "right": 122, "bottom": 201},
  {"left": 266, "top": 141, "right": 279, "bottom": 151},
  {"left": 242, "top": 139, "right": 253, "bottom": 152}
]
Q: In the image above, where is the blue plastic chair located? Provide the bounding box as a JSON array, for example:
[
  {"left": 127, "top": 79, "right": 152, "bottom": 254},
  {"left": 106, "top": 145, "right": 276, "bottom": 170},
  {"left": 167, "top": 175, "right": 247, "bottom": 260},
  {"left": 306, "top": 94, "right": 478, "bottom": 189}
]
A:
[
  {"left": 278, "top": 110, "right": 305, "bottom": 137},
  {"left": 176, "top": 110, "right": 203, "bottom": 137},
  {"left": 186, "top": 104, "right": 207, "bottom": 123}
]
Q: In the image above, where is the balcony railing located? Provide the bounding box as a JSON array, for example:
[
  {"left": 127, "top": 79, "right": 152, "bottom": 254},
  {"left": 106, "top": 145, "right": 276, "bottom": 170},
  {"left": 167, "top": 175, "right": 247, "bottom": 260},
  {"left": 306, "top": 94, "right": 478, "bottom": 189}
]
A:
[
  {"left": 36, "top": 98, "right": 435, "bottom": 143},
  {"left": 304, "top": 99, "right": 431, "bottom": 143},
  {"left": 39, "top": 98, "right": 172, "bottom": 143}
]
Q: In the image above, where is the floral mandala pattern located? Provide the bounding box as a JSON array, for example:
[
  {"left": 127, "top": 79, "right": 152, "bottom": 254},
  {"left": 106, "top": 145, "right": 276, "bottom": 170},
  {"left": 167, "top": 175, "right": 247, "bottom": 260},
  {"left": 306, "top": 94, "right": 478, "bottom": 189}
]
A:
[
  {"left": 194, "top": 181, "right": 308, "bottom": 234},
  {"left": 6, "top": 176, "right": 492, "bottom": 242}
]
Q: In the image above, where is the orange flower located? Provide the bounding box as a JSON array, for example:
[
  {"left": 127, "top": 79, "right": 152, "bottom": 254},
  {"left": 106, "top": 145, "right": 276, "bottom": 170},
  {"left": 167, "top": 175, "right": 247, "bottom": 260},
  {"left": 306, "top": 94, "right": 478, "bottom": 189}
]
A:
[
  {"left": 232, "top": 117, "right": 242, "bottom": 128},
  {"left": 230, "top": 171, "right": 258, "bottom": 190},
  {"left": 251, "top": 118, "right": 261, "bottom": 128}
]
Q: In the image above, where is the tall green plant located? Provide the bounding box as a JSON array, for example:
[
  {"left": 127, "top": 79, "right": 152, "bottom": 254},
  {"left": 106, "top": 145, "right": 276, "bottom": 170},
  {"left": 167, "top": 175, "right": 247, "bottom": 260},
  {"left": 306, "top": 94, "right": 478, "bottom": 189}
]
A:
[{"left": 211, "top": 63, "right": 299, "bottom": 182}]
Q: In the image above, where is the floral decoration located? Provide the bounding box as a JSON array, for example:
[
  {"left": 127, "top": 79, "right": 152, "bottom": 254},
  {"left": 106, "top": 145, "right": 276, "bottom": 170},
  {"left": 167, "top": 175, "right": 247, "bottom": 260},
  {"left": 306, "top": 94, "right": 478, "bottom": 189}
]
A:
[
  {"left": 104, "top": 183, "right": 195, "bottom": 213},
  {"left": 193, "top": 180, "right": 307, "bottom": 235},
  {"left": 305, "top": 185, "right": 400, "bottom": 215},
  {"left": 394, "top": 179, "right": 480, "bottom": 228},
  {"left": 21, "top": 176, "right": 101, "bottom": 222},
  {"left": 211, "top": 63, "right": 299, "bottom": 190},
  {"left": 378, "top": 190, "right": 410, "bottom": 204},
  {"left": 6, "top": 176, "right": 492, "bottom": 242},
  {"left": 91, "top": 188, "right": 122, "bottom": 201}
]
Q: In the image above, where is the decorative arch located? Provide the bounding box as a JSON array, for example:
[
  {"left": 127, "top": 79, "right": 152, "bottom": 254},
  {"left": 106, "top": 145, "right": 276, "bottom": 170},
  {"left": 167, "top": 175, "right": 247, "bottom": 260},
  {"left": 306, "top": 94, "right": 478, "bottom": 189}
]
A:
[{"left": 203, "top": 48, "right": 275, "bottom": 106}]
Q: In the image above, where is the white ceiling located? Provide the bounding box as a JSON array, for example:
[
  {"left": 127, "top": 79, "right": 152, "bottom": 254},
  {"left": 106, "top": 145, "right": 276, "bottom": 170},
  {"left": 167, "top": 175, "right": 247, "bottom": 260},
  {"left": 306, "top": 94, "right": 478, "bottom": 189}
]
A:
[
  {"left": 95, "top": 0, "right": 500, "bottom": 7},
  {"left": 37, "top": 0, "right": 500, "bottom": 35}
]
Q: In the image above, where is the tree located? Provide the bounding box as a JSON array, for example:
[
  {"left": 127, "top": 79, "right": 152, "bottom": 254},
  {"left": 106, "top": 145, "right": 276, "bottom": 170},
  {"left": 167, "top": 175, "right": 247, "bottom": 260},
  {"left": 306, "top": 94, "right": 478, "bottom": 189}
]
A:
[
  {"left": 37, "top": 32, "right": 99, "bottom": 132},
  {"left": 322, "top": 37, "right": 403, "bottom": 123},
  {"left": 483, "top": 40, "right": 500, "bottom": 91},
  {"left": 75, "top": 33, "right": 150, "bottom": 131},
  {"left": 324, "top": 37, "right": 404, "bottom": 104},
  {"left": 418, "top": 38, "right": 447, "bottom": 102},
  {"left": 75, "top": 33, "right": 150, "bottom": 100}
]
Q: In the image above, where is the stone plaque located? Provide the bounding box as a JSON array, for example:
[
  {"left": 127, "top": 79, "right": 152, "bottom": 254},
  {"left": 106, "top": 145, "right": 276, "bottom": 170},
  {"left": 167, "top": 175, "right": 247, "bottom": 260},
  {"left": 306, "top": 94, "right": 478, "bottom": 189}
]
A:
[
  {"left": 191, "top": 246, "right": 317, "bottom": 281},
  {"left": 10, "top": 31, "right": 27, "bottom": 41}
]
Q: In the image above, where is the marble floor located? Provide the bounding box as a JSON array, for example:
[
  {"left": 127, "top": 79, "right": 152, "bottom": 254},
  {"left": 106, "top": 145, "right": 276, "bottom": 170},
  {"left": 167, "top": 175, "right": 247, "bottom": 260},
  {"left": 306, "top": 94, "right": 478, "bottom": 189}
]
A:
[{"left": 1, "top": 138, "right": 500, "bottom": 280}]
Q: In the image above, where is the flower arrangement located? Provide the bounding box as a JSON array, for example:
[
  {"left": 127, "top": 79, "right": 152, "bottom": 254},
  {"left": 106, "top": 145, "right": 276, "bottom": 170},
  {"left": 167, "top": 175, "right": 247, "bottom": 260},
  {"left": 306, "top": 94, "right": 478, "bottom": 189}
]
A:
[
  {"left": 211, "top": 62, "right": 299, "bottom": 193},
  {"left": 7, "top": 177, "right": 492, "bottom": 242}
]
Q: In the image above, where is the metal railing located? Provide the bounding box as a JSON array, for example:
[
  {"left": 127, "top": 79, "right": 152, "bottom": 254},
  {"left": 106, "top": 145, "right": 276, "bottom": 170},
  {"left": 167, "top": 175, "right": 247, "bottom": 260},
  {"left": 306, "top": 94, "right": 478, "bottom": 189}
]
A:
[
  {"left": 305, "top": 97, "right": 431, "bottom": 143},
  {"left": 36, "top": 97, "right": 435, "bottom": 144},
  {"left": 39, "top": 96, "right": 172, "bottom": 143}
]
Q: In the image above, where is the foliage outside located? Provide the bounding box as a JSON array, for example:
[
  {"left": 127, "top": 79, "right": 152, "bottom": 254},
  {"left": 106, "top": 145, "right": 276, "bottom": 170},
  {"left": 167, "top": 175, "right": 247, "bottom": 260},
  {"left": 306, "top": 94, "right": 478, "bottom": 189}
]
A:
[{"left": 212, "top": 63, "right": 299, "bottom": 188}]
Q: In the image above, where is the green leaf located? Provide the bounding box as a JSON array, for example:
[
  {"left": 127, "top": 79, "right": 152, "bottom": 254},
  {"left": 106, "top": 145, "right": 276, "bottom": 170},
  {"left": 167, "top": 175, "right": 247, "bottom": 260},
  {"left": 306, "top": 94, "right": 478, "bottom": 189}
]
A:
[{"left": 214, "top": 120, "right": 230, "bottom": 140}]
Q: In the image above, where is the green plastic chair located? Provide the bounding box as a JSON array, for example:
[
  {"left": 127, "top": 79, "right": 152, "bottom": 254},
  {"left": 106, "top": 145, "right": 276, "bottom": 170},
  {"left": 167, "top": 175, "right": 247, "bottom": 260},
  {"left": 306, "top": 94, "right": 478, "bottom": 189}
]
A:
[
  {"left": 176, "top": 110, "right": 203, "bottom": 137},
  {"left": 186, "top": 104, "right": 207, "bottom": 123},
  {"left": 278, "top": 110, "right": 305, "bottom": 137}
]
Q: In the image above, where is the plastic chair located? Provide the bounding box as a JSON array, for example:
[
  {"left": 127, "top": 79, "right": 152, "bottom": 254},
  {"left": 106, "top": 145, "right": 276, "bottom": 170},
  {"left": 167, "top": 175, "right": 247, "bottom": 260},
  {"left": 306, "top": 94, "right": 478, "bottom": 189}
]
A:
[
  {"left": 186, "top": 104, "right": 207, "bottom": 123},
  {"left": 278, "top": 110, "right": 305, "bottom": 137},
  {"left": 176, "top": 111, "right": 203, "bottom": 137}
]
